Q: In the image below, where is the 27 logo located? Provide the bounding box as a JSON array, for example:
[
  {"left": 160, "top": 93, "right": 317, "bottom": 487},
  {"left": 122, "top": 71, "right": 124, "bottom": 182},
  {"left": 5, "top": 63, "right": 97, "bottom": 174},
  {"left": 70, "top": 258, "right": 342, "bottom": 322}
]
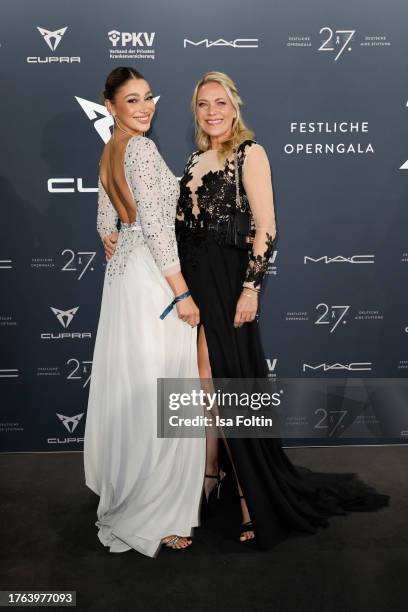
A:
[
  {"left": 315, "top": 303, "right": 350, "bottom": 333},
  {"left": 318, "top": 28, "right": 355, "bottom": 61}
]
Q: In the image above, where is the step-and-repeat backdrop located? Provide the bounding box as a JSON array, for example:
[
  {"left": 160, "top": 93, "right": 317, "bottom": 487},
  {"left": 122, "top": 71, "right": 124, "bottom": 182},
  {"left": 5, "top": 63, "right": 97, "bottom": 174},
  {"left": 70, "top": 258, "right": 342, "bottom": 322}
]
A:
[{"left": 1, "top": 0, "right": 407, "bottom": 452}]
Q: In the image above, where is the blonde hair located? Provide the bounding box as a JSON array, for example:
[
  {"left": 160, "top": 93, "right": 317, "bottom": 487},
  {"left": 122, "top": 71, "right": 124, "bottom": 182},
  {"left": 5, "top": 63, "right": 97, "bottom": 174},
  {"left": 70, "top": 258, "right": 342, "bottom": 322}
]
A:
[{"left": 191, "top": 71, "right": 254, "bottom": 160}]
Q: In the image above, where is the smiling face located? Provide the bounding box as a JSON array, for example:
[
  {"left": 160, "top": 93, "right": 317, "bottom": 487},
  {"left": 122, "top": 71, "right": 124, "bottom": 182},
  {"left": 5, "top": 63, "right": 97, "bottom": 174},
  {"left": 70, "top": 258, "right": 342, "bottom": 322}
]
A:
[
  {"left": 105, "top": 77, "right": 155, "bottom": 135},
  {"left": 196, "top": 81, "right": 237, "bottom": 146}
]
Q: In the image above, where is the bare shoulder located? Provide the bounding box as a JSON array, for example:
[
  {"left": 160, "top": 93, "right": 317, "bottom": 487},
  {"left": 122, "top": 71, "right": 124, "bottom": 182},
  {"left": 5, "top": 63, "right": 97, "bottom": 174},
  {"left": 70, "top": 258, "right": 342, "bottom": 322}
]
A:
[{"left": 243, "top": 142, "right": 270, "bottom": 167}]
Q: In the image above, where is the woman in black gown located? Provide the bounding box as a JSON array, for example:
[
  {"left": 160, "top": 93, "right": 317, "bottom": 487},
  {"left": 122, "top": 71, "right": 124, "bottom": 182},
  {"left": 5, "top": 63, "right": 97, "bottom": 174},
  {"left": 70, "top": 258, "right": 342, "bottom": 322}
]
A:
[{"left": 175, "top": 70, "right": 390, "bottom": 548}]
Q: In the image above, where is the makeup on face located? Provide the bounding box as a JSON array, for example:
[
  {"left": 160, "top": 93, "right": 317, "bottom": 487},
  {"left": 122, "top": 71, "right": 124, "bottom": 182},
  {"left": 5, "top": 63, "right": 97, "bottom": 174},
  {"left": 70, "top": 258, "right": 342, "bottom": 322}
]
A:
[
  {"left": 109, "top": 78, "right": 156, "bottom": 133},
  {"left": 196, "top": 82, "right": 236, "bottom": 145}
]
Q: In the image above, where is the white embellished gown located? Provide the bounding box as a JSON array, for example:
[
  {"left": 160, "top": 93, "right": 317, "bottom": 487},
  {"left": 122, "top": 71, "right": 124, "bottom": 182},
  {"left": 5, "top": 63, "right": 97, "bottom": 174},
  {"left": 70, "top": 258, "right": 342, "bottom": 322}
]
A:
[{"left": 83, "top": 136, "right": 205, "bottom": 557}]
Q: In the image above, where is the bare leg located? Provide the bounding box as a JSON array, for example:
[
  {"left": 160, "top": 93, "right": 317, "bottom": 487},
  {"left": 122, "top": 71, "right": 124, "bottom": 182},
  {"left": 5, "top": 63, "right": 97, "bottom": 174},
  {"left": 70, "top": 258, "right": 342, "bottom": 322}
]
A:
[
  {"left": 197, "top": 325, "right": 254, "bottom": 541},
  {"left": 197, "top": 325, "right": 222, "bottom": 499}
]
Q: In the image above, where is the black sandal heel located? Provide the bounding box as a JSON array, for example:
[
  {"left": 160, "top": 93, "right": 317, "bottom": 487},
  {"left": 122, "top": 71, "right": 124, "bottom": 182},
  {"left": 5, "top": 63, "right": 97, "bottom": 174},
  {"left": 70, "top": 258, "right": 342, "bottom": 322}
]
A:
[
  {"left": 205, "top": 470, "right": 226, "bottom": 501},
  {"left": 239, "top": 495, "right": 256, "bottom": 542}
]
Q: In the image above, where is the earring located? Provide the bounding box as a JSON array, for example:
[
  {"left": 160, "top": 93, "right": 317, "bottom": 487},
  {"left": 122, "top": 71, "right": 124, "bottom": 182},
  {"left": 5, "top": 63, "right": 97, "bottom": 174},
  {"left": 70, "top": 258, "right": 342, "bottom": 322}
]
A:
[{"left": 113, "top": 114, "right": 132, "bottom": 136}]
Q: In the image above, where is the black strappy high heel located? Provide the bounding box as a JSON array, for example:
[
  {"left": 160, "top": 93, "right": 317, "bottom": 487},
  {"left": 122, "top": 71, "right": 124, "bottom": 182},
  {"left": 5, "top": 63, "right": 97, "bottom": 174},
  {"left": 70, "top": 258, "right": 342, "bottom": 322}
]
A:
[
  {"left": 204, "top": 470, "right": 226, "bottom": 501},
  {"left": 239, "top": 495, "right": 255, "bottom": 542}
]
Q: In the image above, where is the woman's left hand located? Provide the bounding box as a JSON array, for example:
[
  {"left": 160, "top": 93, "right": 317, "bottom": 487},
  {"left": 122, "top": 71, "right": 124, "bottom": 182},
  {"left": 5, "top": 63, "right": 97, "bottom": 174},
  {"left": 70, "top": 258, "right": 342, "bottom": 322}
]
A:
[
  {"left": 103, "top": 231, "right": 119, "bottom": 261},
  {"left": 233, "top": 290, "right": 258, "bottom": 328}
]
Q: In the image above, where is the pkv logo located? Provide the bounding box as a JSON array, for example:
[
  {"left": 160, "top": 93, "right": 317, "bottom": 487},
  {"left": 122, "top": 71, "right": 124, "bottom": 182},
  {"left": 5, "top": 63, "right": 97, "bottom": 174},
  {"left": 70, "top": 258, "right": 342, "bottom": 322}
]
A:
[
  {"left": 41, "top": 306, "right": 91, "bottom": 340},
  {"left": 108, "top": 30, "right": 155, "bottom": 47},
  {"left": 108, "top": 30, "right": 156, "bottom": 59},
  {"left": 184, "top": 38, "right": 259, "bottom": 48}
]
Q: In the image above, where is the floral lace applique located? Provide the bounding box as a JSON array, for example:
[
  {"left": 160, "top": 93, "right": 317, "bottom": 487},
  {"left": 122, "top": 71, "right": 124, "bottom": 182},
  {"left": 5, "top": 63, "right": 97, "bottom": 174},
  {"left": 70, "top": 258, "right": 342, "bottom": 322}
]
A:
[
  {"left": 177, "top": 140, "right": 275, "bottom": 287},
  {"left": 244, "top": 232, "right": 274, "bottom": 288}
]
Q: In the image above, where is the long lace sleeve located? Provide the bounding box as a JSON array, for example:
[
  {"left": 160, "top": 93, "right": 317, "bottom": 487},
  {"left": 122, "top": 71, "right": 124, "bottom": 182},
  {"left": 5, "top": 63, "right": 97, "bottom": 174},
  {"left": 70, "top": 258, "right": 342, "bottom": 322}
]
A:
[
  {"left": 96, "top": 176, "right": 119, "bottom": 241},
  {"left": 241, "top": 144, "right": 277, "bottom": 289},
  {"left": 127, "top": 137, "right": 181, "bottom": 277}
]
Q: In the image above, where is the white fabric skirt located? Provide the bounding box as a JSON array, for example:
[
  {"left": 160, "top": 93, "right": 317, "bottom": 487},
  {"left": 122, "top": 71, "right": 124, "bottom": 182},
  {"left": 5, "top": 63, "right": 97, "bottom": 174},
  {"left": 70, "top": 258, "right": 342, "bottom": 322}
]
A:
[{"left": 84, "top": 233, "right": 205, "bottom": 557}]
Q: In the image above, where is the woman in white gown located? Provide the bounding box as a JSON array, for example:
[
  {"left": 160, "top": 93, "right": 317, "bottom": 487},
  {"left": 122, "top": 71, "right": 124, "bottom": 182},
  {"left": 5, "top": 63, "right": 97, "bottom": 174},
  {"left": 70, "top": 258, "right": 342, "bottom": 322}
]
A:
[{"left": 83, "top": 67, "right": 206, "bottom": 557}]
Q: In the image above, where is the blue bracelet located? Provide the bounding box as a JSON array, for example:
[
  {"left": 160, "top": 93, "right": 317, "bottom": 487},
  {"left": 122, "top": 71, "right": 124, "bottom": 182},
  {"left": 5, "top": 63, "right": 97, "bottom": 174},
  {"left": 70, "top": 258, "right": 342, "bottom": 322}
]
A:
[{"left": 159, "top": 290, "right": 192, "bottom": 320}]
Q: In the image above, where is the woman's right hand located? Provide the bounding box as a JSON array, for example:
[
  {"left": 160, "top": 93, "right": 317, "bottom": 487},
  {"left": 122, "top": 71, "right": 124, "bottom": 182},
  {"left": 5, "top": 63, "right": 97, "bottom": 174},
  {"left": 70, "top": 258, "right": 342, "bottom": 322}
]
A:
[
  {"left": 176, "top": 295, "right": 200, "bottom": 328},
  {"left": 103, "top": 231, "right": 119, "bottom": 261}
]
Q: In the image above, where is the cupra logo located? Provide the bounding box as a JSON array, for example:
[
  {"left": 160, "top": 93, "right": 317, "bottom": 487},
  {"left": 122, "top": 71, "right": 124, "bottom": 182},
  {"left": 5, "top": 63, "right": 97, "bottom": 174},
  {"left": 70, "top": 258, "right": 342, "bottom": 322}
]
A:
[
  {"left": 50, "top": 307, "right": 79, "bottom": 329},
  {"left": 37, "top": 27, "right": 67, "bottom": 51},
  {"left": 56, "top": 413, "right": 84, "bottom": 433}
]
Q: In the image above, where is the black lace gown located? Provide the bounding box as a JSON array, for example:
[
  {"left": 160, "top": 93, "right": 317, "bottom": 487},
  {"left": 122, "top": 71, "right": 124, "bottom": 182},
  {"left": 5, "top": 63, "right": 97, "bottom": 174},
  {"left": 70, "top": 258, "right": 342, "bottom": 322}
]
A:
[{"left": 176, "top": 139, "right": 390, "bottom": 549}]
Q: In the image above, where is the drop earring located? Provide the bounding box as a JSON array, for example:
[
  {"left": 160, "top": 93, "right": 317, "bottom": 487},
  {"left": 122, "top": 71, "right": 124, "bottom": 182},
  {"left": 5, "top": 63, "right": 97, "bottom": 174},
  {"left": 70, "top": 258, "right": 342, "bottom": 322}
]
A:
[
  {"left": 110, "top": 113, "right": 115, "bottom": 139},
  {"left": 113, "top": 114, "right": 132, "bottom": 136}
]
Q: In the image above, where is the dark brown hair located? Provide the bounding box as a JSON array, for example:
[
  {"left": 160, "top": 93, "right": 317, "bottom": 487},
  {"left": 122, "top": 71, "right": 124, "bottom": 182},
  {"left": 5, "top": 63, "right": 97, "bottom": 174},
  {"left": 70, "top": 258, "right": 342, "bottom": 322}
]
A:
[{"left": 103, "top": 67, "right": 145, "bottom": 101}]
